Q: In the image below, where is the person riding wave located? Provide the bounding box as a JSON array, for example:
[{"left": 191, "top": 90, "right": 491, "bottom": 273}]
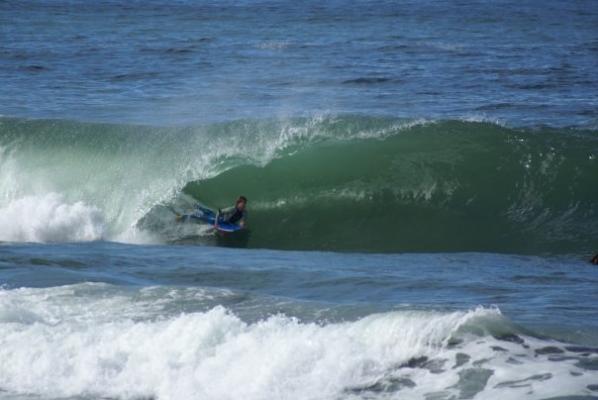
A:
[{"left": 178, "top": 195, "right": 248, "bottom": 230}]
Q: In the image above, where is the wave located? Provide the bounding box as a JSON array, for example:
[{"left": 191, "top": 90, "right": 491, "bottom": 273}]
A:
[
  {"left": 1, "top": 116, "right": 597, "bottom": 253},
  {"left": 0, "top": 283, "right": 596, "bottom": 399}
]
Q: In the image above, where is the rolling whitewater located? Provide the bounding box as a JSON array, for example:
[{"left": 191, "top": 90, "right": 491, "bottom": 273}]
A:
[{"left": 2, "top": 0, "right": 598, "bottom": 399}]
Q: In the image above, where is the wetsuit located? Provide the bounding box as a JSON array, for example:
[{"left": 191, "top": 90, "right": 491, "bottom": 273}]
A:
[{"left": 219, "top": 206, "right": 247, "bottom": 225}]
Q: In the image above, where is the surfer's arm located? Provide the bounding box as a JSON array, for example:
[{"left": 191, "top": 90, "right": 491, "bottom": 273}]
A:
[{"left": 238, "top": 210, "right": 248, "bottom": 228}]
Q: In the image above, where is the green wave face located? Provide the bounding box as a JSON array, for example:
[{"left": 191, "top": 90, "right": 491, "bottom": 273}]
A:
[
  {"left": 1, "top": 117, "right": 597, "bottom": 253},
  {"left": 183, "top": 121, "right": 598, "bottom": 253}
]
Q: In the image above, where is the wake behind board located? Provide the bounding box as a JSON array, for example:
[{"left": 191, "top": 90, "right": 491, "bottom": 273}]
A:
[{"left": 176, "top": 205, "right": 242, "bottom": 233}]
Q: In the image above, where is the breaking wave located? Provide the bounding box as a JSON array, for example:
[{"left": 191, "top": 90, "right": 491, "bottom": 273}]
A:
[{"left": 1, "top": 116, "right": 597, "bottom": 253}]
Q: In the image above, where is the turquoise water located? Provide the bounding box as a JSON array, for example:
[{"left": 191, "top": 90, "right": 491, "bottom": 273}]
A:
[{"left": 1, "top": 1, "right": 598, "bottom": 399}]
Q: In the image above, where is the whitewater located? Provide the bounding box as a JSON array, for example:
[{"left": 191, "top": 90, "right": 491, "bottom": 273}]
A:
[
  {"left": 0, "top": 290, "right": 592, "bottom": 400},
  {"left": 2, "top": 244, "right": 598, "bottom": 400}
]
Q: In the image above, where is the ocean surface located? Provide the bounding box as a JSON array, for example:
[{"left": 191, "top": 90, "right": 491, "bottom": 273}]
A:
[{"left": 1, "top": 1, "right": 598, "bottom": 399}]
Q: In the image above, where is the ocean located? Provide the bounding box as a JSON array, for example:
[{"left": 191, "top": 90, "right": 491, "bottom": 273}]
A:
[{"left": 1, "top": 1, "right": 598, "bottom": 399}]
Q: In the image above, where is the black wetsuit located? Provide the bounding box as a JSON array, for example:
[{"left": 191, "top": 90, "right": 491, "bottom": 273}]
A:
[{"left": 220, "top": 206, "right": 246, "bottom": 225}]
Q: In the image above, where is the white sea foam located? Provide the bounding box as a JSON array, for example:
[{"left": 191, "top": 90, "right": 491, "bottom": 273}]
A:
[
  {"left": 0, "top": 284, "right": 594, "bottom": 400},
  {"left": 0, "top": 193, "right": 105, "bottom": 242}
]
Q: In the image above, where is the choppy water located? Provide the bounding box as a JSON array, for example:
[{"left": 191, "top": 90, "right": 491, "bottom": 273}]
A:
[
  {"left": 1, "top": 0, "right": 597, "bottom": 127},
  {"left": 1, "top": 1, "right": 598, "bottom": 399}
]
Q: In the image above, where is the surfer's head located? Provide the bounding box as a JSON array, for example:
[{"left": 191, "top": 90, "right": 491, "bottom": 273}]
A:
[
  {"left": 592, "top": 254, "right": 598, "bottom": 265},
  {"left": 236, "top": 196, "right": 247, "bottom": 210}
]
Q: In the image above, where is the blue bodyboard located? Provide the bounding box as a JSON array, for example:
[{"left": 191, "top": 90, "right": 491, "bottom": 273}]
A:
[{"left": 184, "top": 205, "right": 243, "bottom": 233}]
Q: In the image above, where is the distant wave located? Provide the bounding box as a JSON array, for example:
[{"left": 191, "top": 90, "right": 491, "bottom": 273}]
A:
[
  {"left": 342, "top": 77, "right": 394, "bottom": 85},
  {"left": 1, "top": 116, "right": 597, "bottom": 253}
]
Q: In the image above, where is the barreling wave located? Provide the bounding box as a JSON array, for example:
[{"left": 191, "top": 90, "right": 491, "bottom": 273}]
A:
[{"left": 1, "top": 115, "right": 597, "bottom": 253}]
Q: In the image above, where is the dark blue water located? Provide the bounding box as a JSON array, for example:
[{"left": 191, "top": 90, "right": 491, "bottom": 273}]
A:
[
  {"left": 3, "top": 243, "right": 598, "bottom": 341},
  {"left": 1, "top": 1, "right": 598, "bottom": 399},
  {"left": 1, "top": 0, "right": 597, "bottom": 126}
]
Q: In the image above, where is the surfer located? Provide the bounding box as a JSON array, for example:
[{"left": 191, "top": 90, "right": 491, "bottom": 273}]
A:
[
  {"left": 591, "top": 254, "right": 598, "bottom": 265},
  {"left": 217, "top": 196, "right": 248, "bottom": 228}
]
